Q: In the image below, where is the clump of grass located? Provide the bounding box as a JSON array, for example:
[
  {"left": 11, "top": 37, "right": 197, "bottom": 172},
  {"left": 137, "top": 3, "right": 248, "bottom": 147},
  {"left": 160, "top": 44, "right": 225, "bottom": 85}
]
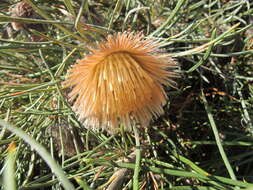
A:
[{"left": 0, "top": 0, "right": 253, "bottom": 190}]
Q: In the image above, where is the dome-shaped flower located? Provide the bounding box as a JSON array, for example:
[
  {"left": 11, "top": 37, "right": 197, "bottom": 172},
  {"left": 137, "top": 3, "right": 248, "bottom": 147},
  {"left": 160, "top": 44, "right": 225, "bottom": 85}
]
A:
[{"left": 65, "top": 32, "right": 178, "bottom": 133}]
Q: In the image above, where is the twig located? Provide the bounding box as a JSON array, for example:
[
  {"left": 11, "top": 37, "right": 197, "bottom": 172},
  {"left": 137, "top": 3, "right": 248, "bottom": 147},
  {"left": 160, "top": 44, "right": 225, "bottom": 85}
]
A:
[{"left": 106, "top": 151, "right": 136, "bottom": 190}]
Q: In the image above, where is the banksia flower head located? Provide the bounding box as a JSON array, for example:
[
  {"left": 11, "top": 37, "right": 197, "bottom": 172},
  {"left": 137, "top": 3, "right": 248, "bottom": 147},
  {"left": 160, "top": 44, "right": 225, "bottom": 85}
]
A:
[
  {"left": 65, "top": 31, "right": 178, "bottom": 133},
  {"left": 10, "top": 1, "right": 33, "bottom": 31},
  {"left": 10, "top": 0, "right": 46, "bottom": 40}
]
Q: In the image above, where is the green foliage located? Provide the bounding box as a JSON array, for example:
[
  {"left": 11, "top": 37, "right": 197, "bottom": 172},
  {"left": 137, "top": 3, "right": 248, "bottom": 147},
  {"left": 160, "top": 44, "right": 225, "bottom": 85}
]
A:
[{"left": 0, "top": 0, "right": 253, "bottom": 189}]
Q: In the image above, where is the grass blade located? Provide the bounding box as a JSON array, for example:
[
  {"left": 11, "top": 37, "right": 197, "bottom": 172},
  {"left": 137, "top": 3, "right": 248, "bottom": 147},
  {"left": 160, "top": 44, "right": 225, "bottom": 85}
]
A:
[
  {"left": 0, "top": 120, "right": 75, "bottom": 190},
  {"left": 3, "top": 142, "right": 17, "bottom": 190},
  {"left": 201, "top": 91, "right": 237, "bottom": 181}
]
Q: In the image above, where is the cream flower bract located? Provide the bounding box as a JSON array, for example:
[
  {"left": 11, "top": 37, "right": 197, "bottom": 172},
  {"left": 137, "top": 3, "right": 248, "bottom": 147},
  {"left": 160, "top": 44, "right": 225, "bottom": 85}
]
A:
[{"left": 65, "top": 32, "right": 178, "bottom": 133}]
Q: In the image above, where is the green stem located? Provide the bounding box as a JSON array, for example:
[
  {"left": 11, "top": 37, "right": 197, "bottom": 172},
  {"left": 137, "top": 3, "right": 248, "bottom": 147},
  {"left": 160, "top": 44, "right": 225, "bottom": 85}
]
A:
[
  {"left": 133, "top": 125, "right": 141, "bottom": 190},
  {"left": 201, "top": 91, "right": 237, "bottom": 181}
]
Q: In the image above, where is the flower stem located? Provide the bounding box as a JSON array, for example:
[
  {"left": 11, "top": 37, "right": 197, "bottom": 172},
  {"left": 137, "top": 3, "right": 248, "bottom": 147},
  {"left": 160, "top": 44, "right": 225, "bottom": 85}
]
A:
[{"left": 133, "top": 124, "right": 141, "bottom": 190}]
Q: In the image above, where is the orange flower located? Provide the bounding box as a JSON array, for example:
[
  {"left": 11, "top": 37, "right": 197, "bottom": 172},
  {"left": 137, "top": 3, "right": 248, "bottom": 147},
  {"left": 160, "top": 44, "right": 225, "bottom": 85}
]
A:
[{"left": 65, "top": 32, "right": 178, "bottom": 133}]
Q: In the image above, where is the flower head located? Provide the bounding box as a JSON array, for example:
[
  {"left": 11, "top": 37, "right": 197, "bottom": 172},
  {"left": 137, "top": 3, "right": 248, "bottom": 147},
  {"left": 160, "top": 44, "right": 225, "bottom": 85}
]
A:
[
  {"left": 10, "top": 0, "right": 46, "bottom": 40},
  {"left": 65, "top": 32, "right": 178, "bottom": 133},
  {"left": 10, "top": 1, "right": 33, "bottom": 31}
]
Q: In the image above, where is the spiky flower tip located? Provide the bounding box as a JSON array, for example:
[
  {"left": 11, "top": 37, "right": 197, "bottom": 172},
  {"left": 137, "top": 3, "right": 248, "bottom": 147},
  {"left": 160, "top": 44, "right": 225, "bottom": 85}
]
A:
[{"left": 65, "top": 31, "right": 178, "bottom": 133}]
